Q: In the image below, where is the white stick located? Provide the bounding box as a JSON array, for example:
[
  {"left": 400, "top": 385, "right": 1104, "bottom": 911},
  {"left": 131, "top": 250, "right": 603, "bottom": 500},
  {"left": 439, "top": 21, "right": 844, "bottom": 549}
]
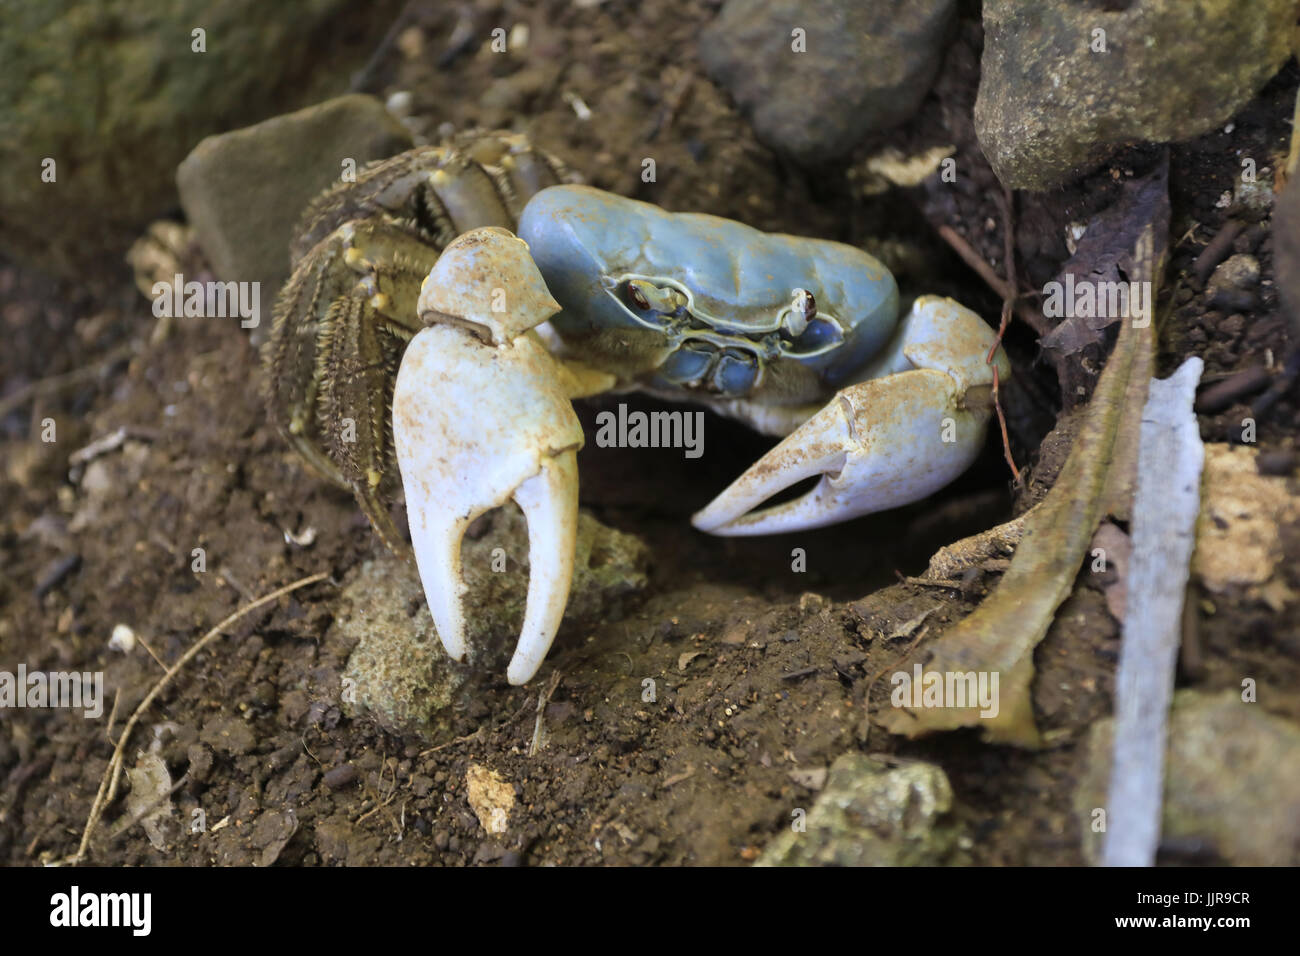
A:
[{"left": 1102, "top": 356, "right": 1205, "bottom": 866}]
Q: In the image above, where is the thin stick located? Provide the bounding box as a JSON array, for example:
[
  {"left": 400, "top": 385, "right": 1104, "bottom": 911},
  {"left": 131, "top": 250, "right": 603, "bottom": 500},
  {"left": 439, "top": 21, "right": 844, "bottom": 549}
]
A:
[
  {"left": 71, "top": 570, "right": 329, "bottom": 864},
  {"left": 418, "top": 727, "right": 482, "bottom": 757},
  {"left": 937, "top": 224, "right": 1052, "bottom": 338},
  {"left": 938, "top": 224, "right": 1012, "bottom": 298},
  {"left": 0, "top": 344, "right": 134, "bottom": 421},
  {"left": 990, "top": 188, "right": 1022, "bottom": 483},
  {"left": 134, "top": 634, "right": 168, "bottom": 673}
]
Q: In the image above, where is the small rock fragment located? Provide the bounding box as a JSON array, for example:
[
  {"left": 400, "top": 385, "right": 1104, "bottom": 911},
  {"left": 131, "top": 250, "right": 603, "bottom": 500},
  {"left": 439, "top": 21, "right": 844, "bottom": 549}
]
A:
[
  {"left": 465, "top": 764, "right": 515, "bottom": 834},
  {"left": 758, "top": 754, "right": 965, "bottom": 866},
  {"left": 198, "top": 715, "right": 257, "bottom": 756},
  {"left": 108, "top": 623, "right": 136, "bottom": 654},
  {"left": 1193, "top": 444, "right": 1300, "bottom": 593}
]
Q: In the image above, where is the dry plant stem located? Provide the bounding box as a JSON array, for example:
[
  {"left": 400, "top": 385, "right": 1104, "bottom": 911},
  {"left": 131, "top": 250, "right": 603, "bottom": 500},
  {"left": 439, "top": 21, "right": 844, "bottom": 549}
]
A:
[
  {"left": 936, "top": 224, "right": 1052, "bottom": 337},
  {"left": 0, "top": 343, "right": 134, "bottom": 421},
  {"left": 991, "top": 187, "right": 1023, "bottom": 483},
  {"left": 72, "top": 570, "right": 329, "bottom": 865},
  {"left": 1192, "top": 219, "right": 1244, "bottom": 284}
]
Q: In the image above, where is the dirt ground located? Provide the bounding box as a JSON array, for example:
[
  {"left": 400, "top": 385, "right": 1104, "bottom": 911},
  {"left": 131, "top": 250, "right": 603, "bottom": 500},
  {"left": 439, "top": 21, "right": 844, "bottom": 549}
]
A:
[{"left": 2, "top": 2, "right": 1298, "bottom": 866}]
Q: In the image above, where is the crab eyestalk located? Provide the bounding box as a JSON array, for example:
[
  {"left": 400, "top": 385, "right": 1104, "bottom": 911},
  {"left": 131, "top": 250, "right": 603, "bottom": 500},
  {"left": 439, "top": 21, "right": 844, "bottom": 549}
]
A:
[{"left": 392, "top": 228, "right": 584, "bottom": 685}]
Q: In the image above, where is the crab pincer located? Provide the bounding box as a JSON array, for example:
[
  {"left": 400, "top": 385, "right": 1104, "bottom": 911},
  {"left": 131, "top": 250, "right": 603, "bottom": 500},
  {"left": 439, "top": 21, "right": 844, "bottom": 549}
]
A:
[
  {"left": 691, "top": 297, "right": 1012, "bottom": 535},
  {"left": 392, "top": 228, "right": 584, "bottom": 685}
]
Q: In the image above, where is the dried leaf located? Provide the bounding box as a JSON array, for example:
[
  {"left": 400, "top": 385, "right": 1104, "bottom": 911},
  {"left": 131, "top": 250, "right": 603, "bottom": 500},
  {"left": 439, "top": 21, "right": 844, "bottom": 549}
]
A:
[
  {"left": 1042, "top": 165, "right": 1170, "bottom": 356},
  {"left": 879, "top": 180, "right": 1169, "bottom": 746},
  {"left": 123, "top": 751, "right": 174, "bottom": 850}
]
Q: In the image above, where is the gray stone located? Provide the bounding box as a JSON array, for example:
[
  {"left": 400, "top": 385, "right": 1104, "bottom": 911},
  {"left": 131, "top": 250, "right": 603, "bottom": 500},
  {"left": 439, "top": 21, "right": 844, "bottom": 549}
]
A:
[
  {"left": 976, "top": 0, "right": 1295, "bottom": 190},
  {"left": 757, "top": 753, "right": 967, "bottom": 866},
  {"left": 0, "top": 0, "right": 405, "bottom": 276},
  {"left": 340, "top": 506, "right": 648, "bottom": 739},
  {"left": 1076, "top": 689, "right": 1300, "bottom": 865},
  {"left": 177, "top": 95, "right": 413, "bottom": 306},
  {"left": 1207, "top": 253, "right": 1261, "bottom": 298},
  {"left": 700, "top": 0, "right": 956, "bottom": 165}
]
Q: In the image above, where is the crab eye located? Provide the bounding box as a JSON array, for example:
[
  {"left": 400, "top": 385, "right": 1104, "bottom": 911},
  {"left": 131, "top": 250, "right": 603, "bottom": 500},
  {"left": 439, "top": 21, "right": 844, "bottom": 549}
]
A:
[
  {"left": 626, "top": 282, "right": 652, "bottom": 310},
  {"left": 793, "top": 288, "right": 816, "bottom": 320},
  {"left": 784, "top": 288, "right": 817, "bottom": 336}
]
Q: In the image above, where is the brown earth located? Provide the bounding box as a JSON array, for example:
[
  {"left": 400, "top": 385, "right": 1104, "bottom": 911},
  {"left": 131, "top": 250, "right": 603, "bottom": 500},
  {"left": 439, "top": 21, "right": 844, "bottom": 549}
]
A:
[{"left": 2, "top": 1, "right": 1297, "bottom": 866}]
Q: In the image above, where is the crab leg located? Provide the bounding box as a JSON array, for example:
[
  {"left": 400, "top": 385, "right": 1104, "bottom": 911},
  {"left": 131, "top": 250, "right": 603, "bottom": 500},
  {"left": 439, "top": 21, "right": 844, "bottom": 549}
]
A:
[
  {"left": 692, "top": 297, "right": 1011, "bottom": 535},
  {"left": 392, "top": 228, "right": 591, "bottom": 685}
]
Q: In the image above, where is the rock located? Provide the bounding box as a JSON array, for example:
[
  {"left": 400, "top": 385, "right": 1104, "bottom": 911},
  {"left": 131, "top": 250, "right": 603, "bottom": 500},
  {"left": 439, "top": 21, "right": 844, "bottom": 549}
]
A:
[
  {"left": 0, "top": 0, "right": 405, "bottom": 276},
  {"left": 339, "top": 506, "right": 648, "bottom": 738},
  {"left": 757, "top": 753, "right": 967, "bottom": 866},
  {"left": 1076, "top": 689, "right": 1300, "bottom": 865},
  {"left": 975, "top": 0, "right": 1295, "bottom": 190},
  {"left": 1207, "top": 253, "right": 1260, "bottom": 294},
  {"left": 465, "top": 764, "right": 515, "bottom": 834},
  {"left": 177, "top": 94, "right": 413, "bottom": 317},
  {"left": 1207, "top": 253, "right": 1262, "bottom": 310},
  {"left": 1193, "top": 444, "right": 1300, "bottom": 593},
  {"left": 700, "top": 0, "right": 956, "bottom": 165},
  {"left": 1234, "top": 167, "right": 1276, "bottom": 221}
]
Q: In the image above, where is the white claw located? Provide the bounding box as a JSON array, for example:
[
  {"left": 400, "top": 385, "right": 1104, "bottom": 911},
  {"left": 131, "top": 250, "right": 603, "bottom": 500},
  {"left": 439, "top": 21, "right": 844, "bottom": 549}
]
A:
[
  {"left": 509, "top": 453, "right": 579, "bottom": 685},
  {"left": 693, "top": 297, "right": 1008, "bottom": 536},
  {"left": 394, "top": 228, "right": 583, "bottom": 684},
  {"left": 690, "top": 397, "right": 857, "bottom": 535}
]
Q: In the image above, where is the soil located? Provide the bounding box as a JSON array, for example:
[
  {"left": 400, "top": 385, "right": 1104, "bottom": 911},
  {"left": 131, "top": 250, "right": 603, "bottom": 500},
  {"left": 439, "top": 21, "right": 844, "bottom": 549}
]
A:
[{"left": 2, "top": 2, "right": 1297, "bottom": 867}]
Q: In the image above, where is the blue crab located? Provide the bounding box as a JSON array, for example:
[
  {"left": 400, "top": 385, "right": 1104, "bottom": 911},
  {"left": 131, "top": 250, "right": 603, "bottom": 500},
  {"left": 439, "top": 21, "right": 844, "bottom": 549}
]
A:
[{"left": 266, "top": 134, "right": 1009, "bottom": 685}]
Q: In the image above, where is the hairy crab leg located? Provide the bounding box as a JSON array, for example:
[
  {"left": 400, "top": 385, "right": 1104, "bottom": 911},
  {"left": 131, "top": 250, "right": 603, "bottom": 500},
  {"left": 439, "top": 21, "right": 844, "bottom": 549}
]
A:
[
  {"left": 267, "top": 133, "right": 572, "bottom": 559},
  {"left": 692, "top": 297, "right": 1011, "bottom": 535}
]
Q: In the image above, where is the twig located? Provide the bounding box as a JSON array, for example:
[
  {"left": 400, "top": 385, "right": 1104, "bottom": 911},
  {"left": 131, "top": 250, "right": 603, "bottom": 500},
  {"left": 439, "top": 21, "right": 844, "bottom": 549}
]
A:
[
  {"left": 991, "top": 188, "right": 1023, "bottom": 484},
  {"left": 646, "top": 70, "right": 695, "bottom": 141},
  {"left": 1194, "top": 364, "right": 1272, "bottom": 413},
  {"left": 0, "top": 344, "right": 134, "bottom": 421},
  {"left": 1192, "top": 219, "right": 1244, "bottom": 285},
  {"left": 69, "top": 570, "right": 329, "bottom": 865},
  {"left": 861, "top": 626, "right": 931, "bottom": 745},
  {"left": 104, "top": 689, "right": 122, "bottom": 746},
  {"left": 936, "top": 225, "right": 1052, "bottom": 337},
  {"left": 529, "top": 670, "right": 564, "bottom": 757},
  {"left": 418, "top": 727, "right": 482, "bottom": 757},
  {"left": 350, "top": 0, "right": 420, "bottom": 92},
  {"left": 131, "top": 633, "right": 169, "bottom": 673}
]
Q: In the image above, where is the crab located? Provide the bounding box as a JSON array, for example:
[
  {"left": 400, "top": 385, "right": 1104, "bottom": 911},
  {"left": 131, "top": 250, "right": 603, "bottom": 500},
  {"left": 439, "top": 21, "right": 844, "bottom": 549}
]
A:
[{"left": 265, "top": 133, "right": 1010, "bottom": 686}]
